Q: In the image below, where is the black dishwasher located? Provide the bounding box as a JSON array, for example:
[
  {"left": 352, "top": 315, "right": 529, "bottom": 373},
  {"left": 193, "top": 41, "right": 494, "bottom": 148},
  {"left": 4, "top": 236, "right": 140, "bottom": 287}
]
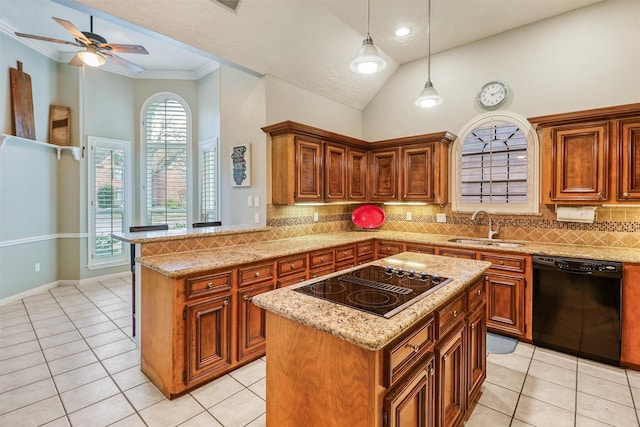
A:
[{"left": 532, "top": 255, "right": 622, "bottom": 366}]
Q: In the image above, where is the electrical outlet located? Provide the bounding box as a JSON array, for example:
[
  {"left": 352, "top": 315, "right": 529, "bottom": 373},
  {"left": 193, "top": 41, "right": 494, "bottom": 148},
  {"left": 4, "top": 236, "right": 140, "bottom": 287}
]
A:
[
  {"left": 254, "top": 196, "right": 260, "bottom": 207},
  {"left": 247, "top": 196, "right": 253, "bottom": 207},
  {"left": 436, "top": 213, "right": 447, "bottom": 223},
  {"left": 35, "top": 263, "right": 40, "bottom": 272},
  {"left": 406, "top": 212, "right": 412, "bottom": 221},
  {"left": 254, "top": 212, "right": 260, "bottom": 223},
  {"left": 313, "top": 212, "right": 319, "bottom": 222}
]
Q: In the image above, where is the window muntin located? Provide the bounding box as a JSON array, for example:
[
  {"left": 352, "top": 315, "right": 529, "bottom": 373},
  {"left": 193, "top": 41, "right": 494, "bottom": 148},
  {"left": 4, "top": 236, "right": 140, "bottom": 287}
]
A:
[
  {"left": 452, "top": 112, "right": 539, "bottom": 214},
  {"left": 88, "top": 136, "right": 131, "bottom": 268},
  {"left": 143, "top": 95, "right": 190, "bottom": 229}
]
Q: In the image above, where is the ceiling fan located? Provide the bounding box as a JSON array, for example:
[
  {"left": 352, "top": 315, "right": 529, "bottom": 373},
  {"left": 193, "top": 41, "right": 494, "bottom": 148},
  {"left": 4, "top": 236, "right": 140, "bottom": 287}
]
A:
[{"left": 15, "top": 16, "right": 149, "bottom": 73}]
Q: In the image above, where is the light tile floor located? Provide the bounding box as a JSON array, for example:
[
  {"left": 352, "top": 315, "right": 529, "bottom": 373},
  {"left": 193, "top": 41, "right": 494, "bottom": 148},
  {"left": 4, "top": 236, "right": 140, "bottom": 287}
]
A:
[{"left": 0, "top": 276, "right": 639, "bottom": 426}]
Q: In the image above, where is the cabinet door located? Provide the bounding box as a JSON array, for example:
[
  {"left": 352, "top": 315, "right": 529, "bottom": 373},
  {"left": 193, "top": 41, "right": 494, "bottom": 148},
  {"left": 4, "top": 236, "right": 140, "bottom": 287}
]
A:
[
  {"left": 238, "top": 282, "right": 275, "bottom": 361},
  {"left": 184, "top": 294, "right": 232, "bottom": 386},
  {"left": 549, "top": 122, "right": 609, "bottom": 202},
  {"left": 347, "top": 147, "right": 368, "bottom": 201},
  {"left": 371, "top": 149, "right": 399, "bottom": 201},
  {"left": 486, "top": 272, "right": 525, "bottom": 338},
  {"left": 467, "top": 303, "right": 486, "bottom": 405},
  {"left": 617, "top": 117, "right": 640, "bottom": 201},
  {"left": 295, "top": 137, "right": 323, "bottom": 201},
  {"left": 435, "top": 324, "right": 466, "bottom": 427},
  {"left": 402, "top": 145, "right": 434, "bottom": 201},
  {"left": 383, "top": 353, "right": 435, "bottom": 427},
  {"left": 325, "top": 143, "right": 347, "bottom": 201}
]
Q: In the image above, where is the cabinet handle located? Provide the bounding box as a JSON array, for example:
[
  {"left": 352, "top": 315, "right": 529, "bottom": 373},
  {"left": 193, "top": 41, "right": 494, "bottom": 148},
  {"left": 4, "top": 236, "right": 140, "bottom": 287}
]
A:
[
  {"left": 471, "top": 323, "right": 476, "bottom": 329},
  {"left": 407, "top": 344, "right": 420, "bottom": 353},
  {"left": 443, "top": 354, "right": 448, "bottom": 361},
  {"left": 404, "top": 194, "right": 407, "bottom": 198},
  {"left": 597, "top": 192, "right": 604, "bottom": 199},
  {"left": 624, "top": 192, "right": 629, "bottom": 198},
  {"left": 255, "top": 271, "right": 260, "bottom": 277},
  {"left": 428, "top": 367, "right": 435, "bottom": 376},
  {"left": 343, "top": 251, "right": 349, "bottom": 256},
  {"left": 290, "top": 264, "right": 296, "bottom": 269},
  {"left": 476, "top": 289, "right": 482, "bottom": 296},
  {"left": 207, "top": 282, "right": 213, "bottom": 289},
  {"left": 499, "top": 260, "right": 505, "bottom": 265},
  {"left": 223, "top": 299, "right": 229, "bottom": 306},
  {"left": 452, "top": 310, "right": 457, "bottom": 317},
  {"left": 320, "top": 256, "right": 325, "bottom": 262},
  {"left": 243, "top": 295, "right": 250, "bottom": 301}
]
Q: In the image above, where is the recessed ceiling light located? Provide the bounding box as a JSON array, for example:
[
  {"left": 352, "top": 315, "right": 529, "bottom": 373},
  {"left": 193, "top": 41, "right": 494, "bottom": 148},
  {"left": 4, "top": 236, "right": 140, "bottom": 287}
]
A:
[{"left": 395, "top": 27, "right": 410, "bottom": 37}]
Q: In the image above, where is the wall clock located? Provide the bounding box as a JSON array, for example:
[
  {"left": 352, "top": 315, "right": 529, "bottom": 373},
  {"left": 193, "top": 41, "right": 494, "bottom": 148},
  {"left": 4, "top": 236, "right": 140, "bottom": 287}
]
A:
[{"left": 477, "top": 81, "right": 509, "bottom": 110}]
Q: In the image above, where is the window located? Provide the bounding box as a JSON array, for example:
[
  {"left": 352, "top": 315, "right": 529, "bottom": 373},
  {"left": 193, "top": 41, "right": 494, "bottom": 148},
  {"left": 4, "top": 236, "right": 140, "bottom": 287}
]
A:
[
  {"left": 142, "top": 94, "right": 191, "bottom": 229},
  {"left": 199, "top": 139, "right": 219, "bottom": 222},
  {"left": 452, "top": 112, "right": 539, "bottom": 214},
  {"left": 88, "top": 136, "right": 131, "bottom": 268}
]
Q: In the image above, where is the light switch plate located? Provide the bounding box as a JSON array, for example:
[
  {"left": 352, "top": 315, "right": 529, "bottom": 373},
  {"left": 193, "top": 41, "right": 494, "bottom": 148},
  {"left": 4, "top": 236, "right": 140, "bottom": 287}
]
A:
[
  {"left": 436, "top": 213, "right": 447, "bottom": 223},
  {"left": 254, "top": 196, "right": 260, "bottom": 207},
  {"left": 406, "top": 212, "right": 412, "bottom": 221},
  {"left": 313, "top": 212, "right": 319, "bottom": 222},
  {"left": 247, "top": 196, "right": 253, "bottom": 207},
  {"left": 254, "top": 212, "right": 260, "bottom": 223}
]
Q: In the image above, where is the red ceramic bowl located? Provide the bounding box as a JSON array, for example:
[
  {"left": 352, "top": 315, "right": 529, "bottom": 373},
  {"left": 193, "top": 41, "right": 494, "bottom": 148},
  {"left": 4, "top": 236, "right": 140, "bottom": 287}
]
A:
[{"left": 352, "top": 205, "right": 385, "bottom": 229}]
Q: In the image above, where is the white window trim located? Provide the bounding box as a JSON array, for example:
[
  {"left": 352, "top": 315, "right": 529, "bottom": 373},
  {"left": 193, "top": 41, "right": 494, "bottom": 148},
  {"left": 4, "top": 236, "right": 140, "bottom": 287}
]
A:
[
  {"left": 87, "top": 136, "right": 132, "bottom": 269},
  {"left": 139, "top": 92, "right": 193, "bottom": 226},
  {"left": 198, "top": 138, "right": 220, "bottom": 222},
  {"left": 451, "top": 111, "right": 540, "bottom": 214}
]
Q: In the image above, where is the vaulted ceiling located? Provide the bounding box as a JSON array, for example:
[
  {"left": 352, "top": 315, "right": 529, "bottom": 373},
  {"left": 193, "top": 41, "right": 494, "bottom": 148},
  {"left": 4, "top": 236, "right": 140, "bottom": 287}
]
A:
[{"left": 1, "top": 0, "right": 603, "bottom": 109}]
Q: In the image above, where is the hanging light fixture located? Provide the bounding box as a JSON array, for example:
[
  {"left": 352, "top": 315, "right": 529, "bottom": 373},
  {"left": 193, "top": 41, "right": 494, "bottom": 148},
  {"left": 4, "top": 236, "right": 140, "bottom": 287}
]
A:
[
  {"left": 350, "top": 0, "right": 387, "bottom": 74},
  {"left": 415, "top": 0, "right": 443, "bottom": 107},
  {"left": 77, "top": 46, "right": 106, "bottom": 67}
]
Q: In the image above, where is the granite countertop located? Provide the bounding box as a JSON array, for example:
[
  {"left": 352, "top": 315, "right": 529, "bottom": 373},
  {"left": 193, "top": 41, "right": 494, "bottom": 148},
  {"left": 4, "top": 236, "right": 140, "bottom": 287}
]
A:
[
  {"left": 136, "top": 230, "right": 640, "bottom": 278},
  {"left": 252, "top": 252, "right": 491, "bottom": 351},
  {"left": 112, "top": 224, "right": 271, "bottom": 244}
]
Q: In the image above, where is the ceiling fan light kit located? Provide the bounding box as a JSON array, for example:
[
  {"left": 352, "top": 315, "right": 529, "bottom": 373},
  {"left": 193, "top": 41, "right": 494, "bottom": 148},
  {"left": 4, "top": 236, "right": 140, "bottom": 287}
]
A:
[
  {"left": 415, "top": 0, "right": 443, "bottom": 108},
  {"left": 77, "top": 47, "right": 106, "bottom": 67},
  {"left": 350, "top": 0, "right": 386, "bottom": 74}
]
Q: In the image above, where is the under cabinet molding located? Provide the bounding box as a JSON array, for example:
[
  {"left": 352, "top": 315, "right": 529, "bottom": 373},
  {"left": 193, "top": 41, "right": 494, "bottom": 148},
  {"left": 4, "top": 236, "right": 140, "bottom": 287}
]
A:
[{"left": 0, "top": 133, "right": 81, "bottom": 160}]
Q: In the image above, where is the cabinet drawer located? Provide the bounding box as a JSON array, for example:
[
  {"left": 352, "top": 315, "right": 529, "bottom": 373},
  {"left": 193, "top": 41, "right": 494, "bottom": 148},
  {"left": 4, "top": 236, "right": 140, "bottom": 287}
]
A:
[
  {"left": 478, "top": 252, "right": 526, "bottom": 273},
  {"left": 357, "top": 241, "right": 374, "bottom": 257},
  {"left": 376, "top": 241, "right": 403, "bottom": 257},
  {"left": 437, "top": 293, "right": 466, "bottom": 338},
  {"left": 357, "top": 255, "right": 374, "bottom": 265},
  {"left": 385, "top": 316, "right": 435, "bottom": 387},
  {"left": 309, "top": 250, "right": 334, "bottom": 269},
  {"left": 438, "top": 248, "right": 476, "bottom": 259},
  {"left": 186, "top": 271, "right": 233, "bottom": 299},
  {"left": 405, "top": 243, "right": 436, "bottom": 254},
  {"left": 238, "top": 262, "right": 275, "bottom": 287},
  {"left": 467, "top": 278, "right": 486, "bottom": 311},
  {"left": 277, "top": 255, "right": 307, "bottom": 277},
  {"left": 335, "top": 245, "right": 356, "bottom": 262},
  {"left": 335, "top": 260, "right": 356, "bottom": 272},
  {"left": 277, "top": 272, "right": 308, "bottom": 288},
  {"left": 309, "top": 267, "right": 334, "bottom": 280}
]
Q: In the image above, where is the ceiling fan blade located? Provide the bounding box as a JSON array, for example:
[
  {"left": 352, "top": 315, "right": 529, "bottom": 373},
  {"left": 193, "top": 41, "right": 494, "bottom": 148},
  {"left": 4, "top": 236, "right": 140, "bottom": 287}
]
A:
[
  {"left": 68, "top": 53, "right": 84, "bottom": 67},
  {"left": 103, "top": 43, "right": 149, "bottom": 55},
  {"left": 53, "top": 17, "right": 90, "bottom": 45},
  {"left": 108, "top": 53, "right": 144, "bottom": 73},
  {"left": 14, "top": 32, "right": 79, "bottom": 46}
]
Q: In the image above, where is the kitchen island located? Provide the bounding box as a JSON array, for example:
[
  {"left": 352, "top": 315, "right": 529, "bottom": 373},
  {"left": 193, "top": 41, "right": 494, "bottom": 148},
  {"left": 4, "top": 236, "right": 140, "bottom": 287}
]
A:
[{"left": 253, "top": 252, "right": 491, "bottom": 427}]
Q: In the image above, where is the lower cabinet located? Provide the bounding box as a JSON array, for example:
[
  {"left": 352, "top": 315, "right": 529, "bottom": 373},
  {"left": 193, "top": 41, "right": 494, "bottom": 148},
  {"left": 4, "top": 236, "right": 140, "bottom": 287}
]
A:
[
  {"left": 485, "top": 272, "right": 525, "bottom": 337},
  {"left": 466, "top": 302, "right": 487, "bottom": 403},
  {"left": 184, "top": 294, "right": 232, "bottom": 387},
  {"left": 383, "top": 353, "right": 436, "bottom": 427},
  {"left": 238, "top": 282, "right": 275, "bottom": 362},
  {"left": 435, "top": 323, "right": 466, "bottom": 427}
]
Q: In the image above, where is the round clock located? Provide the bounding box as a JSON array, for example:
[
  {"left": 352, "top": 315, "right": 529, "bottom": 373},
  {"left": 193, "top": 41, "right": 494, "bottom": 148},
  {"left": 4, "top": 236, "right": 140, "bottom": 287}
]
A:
[{"left": 477, "top": 81, "right": 509, "bottom": 110}]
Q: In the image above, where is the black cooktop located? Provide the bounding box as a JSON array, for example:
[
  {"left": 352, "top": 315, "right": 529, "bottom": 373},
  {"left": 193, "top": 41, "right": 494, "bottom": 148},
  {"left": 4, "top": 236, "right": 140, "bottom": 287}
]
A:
[{"left": 293, "top": 265, "right": 451, "bottom": 318}]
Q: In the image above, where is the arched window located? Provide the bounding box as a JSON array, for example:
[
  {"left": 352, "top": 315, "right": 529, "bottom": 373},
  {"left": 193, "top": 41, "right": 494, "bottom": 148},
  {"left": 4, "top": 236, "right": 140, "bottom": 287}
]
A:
[
  {"left": 452, "top": 112, "right": 539, "bottom": 214},
  {"left": 142, "top": 94, "right": 191, "bottom": 228}
]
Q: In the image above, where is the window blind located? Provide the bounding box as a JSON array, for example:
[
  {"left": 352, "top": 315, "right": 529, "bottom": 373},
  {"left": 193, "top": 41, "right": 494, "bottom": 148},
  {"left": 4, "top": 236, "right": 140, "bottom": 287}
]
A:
[
  {"left": 200, "top": 142, "right": 219, "bottom": 222},
  {"left": 144, "top": 98, "right": 188, "bottom": 229}
]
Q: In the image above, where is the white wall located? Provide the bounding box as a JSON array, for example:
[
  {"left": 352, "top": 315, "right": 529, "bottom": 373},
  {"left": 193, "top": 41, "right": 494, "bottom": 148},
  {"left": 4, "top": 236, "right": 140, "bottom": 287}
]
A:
[{"left": 364, "top": 0, "right": 640, "bottom": 140}]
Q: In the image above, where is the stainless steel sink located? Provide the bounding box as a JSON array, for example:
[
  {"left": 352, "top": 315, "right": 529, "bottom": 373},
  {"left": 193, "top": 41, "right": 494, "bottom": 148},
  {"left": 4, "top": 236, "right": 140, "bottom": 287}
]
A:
[{"left": 447, "top": 238, "right": 524, "bottom": 248}]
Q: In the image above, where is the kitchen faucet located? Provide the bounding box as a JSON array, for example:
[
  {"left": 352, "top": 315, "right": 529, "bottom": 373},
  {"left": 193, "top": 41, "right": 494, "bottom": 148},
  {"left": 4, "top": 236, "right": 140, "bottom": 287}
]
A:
[{"left": 471, "top": 210, "right": 500, "bottom": 239}]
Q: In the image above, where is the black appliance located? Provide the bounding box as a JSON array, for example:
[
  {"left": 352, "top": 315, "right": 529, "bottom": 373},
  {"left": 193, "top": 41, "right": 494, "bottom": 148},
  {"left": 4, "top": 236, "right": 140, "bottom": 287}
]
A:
[
  {"left": 293, "top": 265, "right": 451, "bottom": 318},
  {"left": 532, "top": 255, "right": 623, "bottom": 366}
]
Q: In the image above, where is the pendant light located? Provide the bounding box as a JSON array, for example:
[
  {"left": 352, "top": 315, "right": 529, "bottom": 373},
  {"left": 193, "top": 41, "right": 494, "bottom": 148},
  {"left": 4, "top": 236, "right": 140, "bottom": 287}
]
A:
[
  {"left": 350, "top": 0, "right": 387, "bottom": 74},
  {"left": 415, "top": 0, "right": 443, "bottom": 107}
]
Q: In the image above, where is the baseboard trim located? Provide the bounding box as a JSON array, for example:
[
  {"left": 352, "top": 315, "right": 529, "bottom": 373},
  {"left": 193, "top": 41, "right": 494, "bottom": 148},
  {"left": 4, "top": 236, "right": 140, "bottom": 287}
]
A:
[{"left": 0, "top": 271, "right": 131, "bottom": 306}]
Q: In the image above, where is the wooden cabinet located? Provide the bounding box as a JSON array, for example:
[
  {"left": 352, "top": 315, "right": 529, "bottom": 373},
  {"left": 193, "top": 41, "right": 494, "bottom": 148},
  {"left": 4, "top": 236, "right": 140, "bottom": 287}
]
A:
[
  {"left": 405, "top": 243, "right": 437, "bottom": 255},
  {"left": 383, "top": 353, "right": 436, "bottom": 427},
  {"left": 435, "top": 323, "right": 466, "bottom": 427},
  {"left": 356, "top": 240, "right": 374, "bottom": 264},
  {"left": 347, "top": 147, "right": 368, "bottom": 201},
  {"left": 466, "top": 301, "right": 486, "bottom": 404},
  {"left": 437, "top": 248, "right": 476, "bottom": 260},
  {"left": 238, "top": 282, "right": 275, "bottom": 362},
  {"left": 184, "top": 294, "right": 232, "bottom": 387},
  {"left": 370, "top": 149, "right": 399, "bottom": 201},
  {"left": 325, "top": 143, "right": 347, "bottom": 201},
  {"left": 401, "top": 145, "right": 434, "bottom": 201},
  {"left": 376, "top": 240, "right": 404, "bottom": 259},
  {"left": 622, "top": 263, "right": 640, "bottom": 369},
  {"left": 616, "top": 117, "right": 640, "bottom": 201},
  {"left": 295, "top": 137, "right": 324, "bottom": 202},
  {"left": 531, "top": 103, "right": 640, "bottom": 205}
]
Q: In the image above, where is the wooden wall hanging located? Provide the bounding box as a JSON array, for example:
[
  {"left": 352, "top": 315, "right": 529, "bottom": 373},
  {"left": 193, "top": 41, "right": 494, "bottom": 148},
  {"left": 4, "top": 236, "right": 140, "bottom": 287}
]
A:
[
  {"left": 48, "top": 105, "right": 71, "bottom": 146},
  {"left": 9, "top": 61, "right": 36, "bottom": 140}
]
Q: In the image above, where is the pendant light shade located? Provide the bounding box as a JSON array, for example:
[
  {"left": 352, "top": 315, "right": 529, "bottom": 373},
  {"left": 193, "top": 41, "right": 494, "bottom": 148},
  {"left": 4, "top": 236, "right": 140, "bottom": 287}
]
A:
[
  {"left": 415, "top": 0, "right": 442, "bottom": 107},
  {"left": 350, "top": 0, "right": 387, "bottom": 74},
  {"left": 77, "top": 46, "right": 106, "bottom": 67}
]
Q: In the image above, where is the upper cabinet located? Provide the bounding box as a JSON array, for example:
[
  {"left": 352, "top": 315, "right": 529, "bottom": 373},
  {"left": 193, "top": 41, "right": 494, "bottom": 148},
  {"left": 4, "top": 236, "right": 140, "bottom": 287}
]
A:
[
  {"left": 531, "top": 103, "right": 640, "bottom": 205},
  {"left": 263, "top": 121, "right": 455, "bottom": 205}
]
